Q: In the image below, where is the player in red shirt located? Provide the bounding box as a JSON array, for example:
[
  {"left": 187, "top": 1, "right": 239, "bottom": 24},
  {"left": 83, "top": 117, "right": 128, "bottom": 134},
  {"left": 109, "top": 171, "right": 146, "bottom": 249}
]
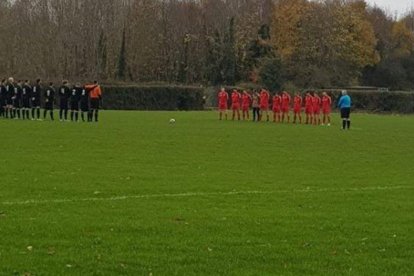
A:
[
  {"left": 241, "top": 90, "right": 252, "bottom": 121},
  {"left": 312, "top": 92, "right": 322, "bottom": 125},
  {"left": 218, "top": 88, "right": 229, "bottom": 120},
  {"left": 293, "top": 92, "right": 303, "bottom": 124},
  {"left": 321, "top": 92, "right": 332, "bottom": 126},
  {"left": 305, "top": 92, "right": 313, "bottom": 125},
  {"left": 272, "top": 93, "right": 282, "bottom": 123},
  {"left": 231, "top": 89, "right": 242, "bottom": 121},
  {"left": 281, "top": 91, "right": 291, "bottom": 123},
  {"left": 259, "top": 89, "right": 270, "bottom": 122}
]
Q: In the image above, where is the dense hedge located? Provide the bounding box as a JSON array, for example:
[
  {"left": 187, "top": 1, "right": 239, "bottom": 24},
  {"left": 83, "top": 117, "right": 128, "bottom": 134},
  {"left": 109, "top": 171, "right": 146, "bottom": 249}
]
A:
[
  {"left": 206, "top": 87, "right": 414, "bottom": 113},
  {"left": 99, "top": 85, "right": 414, "bottom": 113},
  {"left": 101, "top": 85, "right": 205, "bottom": 110},
  {"left": 327, "top": 90, "right": 414, "bottom": 113}
]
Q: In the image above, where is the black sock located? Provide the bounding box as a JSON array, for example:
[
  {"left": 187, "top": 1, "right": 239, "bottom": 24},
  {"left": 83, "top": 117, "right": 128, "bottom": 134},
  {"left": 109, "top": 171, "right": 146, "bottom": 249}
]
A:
[
  {"left": 59, "top": 109, "right": 63, "bottom": 120},
  {"left": 22, "top": 110, "right": 26, "bottom": 120},
  {"left": 50, "top": 111, "right": 54, "bottom": 121},
  {"left": 342, "top": 119, "right": 346, "bottom": 130},
  {"left": 347, "top": 120, "right": 351, "bottom": 129},
  {"left": 70, "top": 111, "right": 74, "bottom": 121},
  {"left": 64, "top": 110, "right": 68, "bottom": 120},
  {"left": 26, "top": 110, "right": 30, "bottom": 119},
  {"left": 44, "top": 109, "right": 47, "bottom": 119},
  {"left": 5, "top": 109, "right": 8, "bottom": 118},
  {"left": 37, "top": 108, "right": 40, "bottom": 119},
  {"left": 17, "top": 109, "right": 20, "bottom": 119},
  {"left": 75, "top": 112, "right": 79, "bottom": 121},
  {"left": 32, "top": 108, "right": 35, "bottom": 118},
  {"left": 81, "top": 112, "right": 85, "bottom": 122}
]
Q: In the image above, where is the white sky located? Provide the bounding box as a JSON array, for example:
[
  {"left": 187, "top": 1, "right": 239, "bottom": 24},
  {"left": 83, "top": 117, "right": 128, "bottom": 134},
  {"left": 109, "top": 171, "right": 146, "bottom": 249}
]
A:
[{"left": 366, "top": 0, "right": 414, "bottom": 17}]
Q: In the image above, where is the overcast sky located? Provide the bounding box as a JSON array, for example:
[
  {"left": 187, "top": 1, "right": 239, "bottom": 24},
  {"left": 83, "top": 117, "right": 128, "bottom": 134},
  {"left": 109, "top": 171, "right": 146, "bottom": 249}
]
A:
[{"left": 366, "top": 0, "right": 413, "bottom": 16}]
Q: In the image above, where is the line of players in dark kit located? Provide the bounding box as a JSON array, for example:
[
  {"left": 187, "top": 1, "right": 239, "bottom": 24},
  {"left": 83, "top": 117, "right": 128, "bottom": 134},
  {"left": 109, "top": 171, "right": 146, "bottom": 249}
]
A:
[{"left": 0, "top": 78, "right": 102, "bottom": 122}]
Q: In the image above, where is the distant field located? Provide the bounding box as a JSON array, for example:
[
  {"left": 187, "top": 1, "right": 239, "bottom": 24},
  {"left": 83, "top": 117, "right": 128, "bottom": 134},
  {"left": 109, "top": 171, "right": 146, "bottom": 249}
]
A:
[{"left": 0, "top": 111, "right": 413, "bottom": 275}]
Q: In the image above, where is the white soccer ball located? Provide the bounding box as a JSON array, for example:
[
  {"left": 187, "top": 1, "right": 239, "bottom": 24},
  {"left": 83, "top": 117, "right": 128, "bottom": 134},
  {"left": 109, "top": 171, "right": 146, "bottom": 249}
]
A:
[{"left": 169, "top": 118, "right": 176, "bottom": 124}]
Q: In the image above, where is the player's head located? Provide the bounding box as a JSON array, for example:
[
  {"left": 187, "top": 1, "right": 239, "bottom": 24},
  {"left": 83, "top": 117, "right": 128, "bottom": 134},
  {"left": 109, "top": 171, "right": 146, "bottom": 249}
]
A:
[
  {"left": 36, "top": 78, "right": 41, "bottom": 84},
  {"left": 322, "top": 91, "right": 327, "bottom": 96},
  {"left": 94, "top": 80, "right": 98, "bottom": 85},
  {"left": 220, "top": 87, "right": 225, "bottom": 92},
  {"left": 76, "top": 82, "right": 81, "bottom": 87},
  {"left": 49, "top": 82, "right": 53, "bottom": 86},
  {"left": 8, "top": 77, "right": 14, "bottom": 83},
  {"left": 1, "top": 79, "right": 5, "bottom": 84},
  {"left": 25, "top": 80, "right": 29, "bottom": 84},
  {"left": 341, "top": 90, "right": 347, "bottom": 96},
  {"left": 63, "top": 80, "right": 68, "bottom": 85}
]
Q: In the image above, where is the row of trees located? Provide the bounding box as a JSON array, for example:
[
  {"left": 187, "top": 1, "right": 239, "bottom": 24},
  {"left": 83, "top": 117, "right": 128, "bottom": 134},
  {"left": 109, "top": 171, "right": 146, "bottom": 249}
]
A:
[{"left": 1, "top": 0, "right": 414, "bottom": 90}]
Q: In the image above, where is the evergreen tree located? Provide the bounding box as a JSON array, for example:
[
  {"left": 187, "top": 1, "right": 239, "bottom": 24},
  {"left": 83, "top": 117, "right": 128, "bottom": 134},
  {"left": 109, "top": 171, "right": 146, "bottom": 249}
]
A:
[
  {"left": 259, "top": 57, "right": 284, "bottom": 91},
  {"left": 97, "top": 30, "right": 107, "bottom": 79},
  {"left": 222, "top": 17, "right": 236, "bottom": 85},
  {"left": 116, "top": 27, "right": 127, "bottom": 80},
  {"left": 204, "top": 29, "right": 223, "bottom": 85}
]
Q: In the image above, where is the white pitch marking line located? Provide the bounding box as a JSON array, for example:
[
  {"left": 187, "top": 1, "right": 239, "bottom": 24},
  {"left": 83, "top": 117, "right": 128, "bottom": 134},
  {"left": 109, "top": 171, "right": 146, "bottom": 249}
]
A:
[{"left": 1, "top": 186, "right": 413, "bottom": 206}]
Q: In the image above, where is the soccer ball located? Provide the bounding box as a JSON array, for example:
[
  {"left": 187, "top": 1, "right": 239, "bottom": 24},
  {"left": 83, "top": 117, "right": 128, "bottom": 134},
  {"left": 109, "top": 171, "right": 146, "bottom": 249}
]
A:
[{"left": 169, "top": 119, "right": 176, "bottom": 124}]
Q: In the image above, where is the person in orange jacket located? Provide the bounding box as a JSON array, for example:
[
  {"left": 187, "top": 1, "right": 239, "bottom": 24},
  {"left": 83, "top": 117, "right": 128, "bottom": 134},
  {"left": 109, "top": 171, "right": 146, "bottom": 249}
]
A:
[{"left": 85, "top": 81, "right": 102, "bottom": 122}]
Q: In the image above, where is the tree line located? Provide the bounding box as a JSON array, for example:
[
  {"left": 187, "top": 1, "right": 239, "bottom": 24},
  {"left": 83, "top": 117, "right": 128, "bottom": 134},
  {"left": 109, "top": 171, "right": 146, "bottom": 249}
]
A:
[{"left": 1, "top": 0, "right": 414, "bottom": 90}]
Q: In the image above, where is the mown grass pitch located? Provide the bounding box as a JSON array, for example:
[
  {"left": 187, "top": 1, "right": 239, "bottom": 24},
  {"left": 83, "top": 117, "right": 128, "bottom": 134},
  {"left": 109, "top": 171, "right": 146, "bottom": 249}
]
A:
[{"left": 0, "top": 111, "right": 413, "bottom": 275}]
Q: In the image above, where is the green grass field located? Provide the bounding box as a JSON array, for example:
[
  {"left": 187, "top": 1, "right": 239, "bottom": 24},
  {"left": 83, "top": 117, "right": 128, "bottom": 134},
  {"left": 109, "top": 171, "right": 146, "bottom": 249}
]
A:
[{"left": 0, "top": 111, "right": 413, "bottom": 275}]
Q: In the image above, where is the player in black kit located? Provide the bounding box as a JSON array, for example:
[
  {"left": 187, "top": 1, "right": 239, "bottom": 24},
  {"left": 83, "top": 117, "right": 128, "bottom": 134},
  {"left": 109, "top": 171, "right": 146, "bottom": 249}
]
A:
[
  {"left": 13, "top": 80, "right": 23, "bottom": 119},
  {"left": 44, "top": 82, "right": 55, "bottom": 121},
  {"left": 22, "top": 80, "right": 32, "bottom": 120},
  {"left": 0, "top": 79, "right": 6, "bottom": 118},
  {"left": 70, "top": 83, "right": 81, "bottom": 122},
  {"left": 5, "top": 78, "right": 15, "bottom": 119},
  {"left": 79, "top": 86, "right": 89, "bottom": 122},
  {"left": 31, "top": 79, "right": 42, "bottom": 120},
  {"left": 59, "top": 80, "right": 70, "bottom": 121}
]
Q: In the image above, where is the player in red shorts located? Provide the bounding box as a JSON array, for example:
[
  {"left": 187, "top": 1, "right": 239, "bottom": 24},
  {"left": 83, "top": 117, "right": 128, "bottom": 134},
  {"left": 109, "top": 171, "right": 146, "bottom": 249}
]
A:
[
  {"left": 218, "top": 87, "right": 229, "bottom": 120},
  {"left": 312, "top": 92, "right": 322, "bottom": 125},
  {"left": 241, "top": 90, "right": 251, "bottom": 121},
  {"left": 231, "top": 89, "right": 242, "bottom": 121},
  {"left": 272, "top": 92, "right": 282, "bottom": 123},
  {"left": 305, "top": 92, "right": 313, "bottom": 125},
  {"left": 281, "top": 91, "right": 291, "bottom": 123},
  {"left": 293, "top": 92, "right": 303, "bottom": 124},
  {"left": 259, "top": 88, "right": 270, "bottom": 121},
  {"left": 321, "top": 92, "right": 332, "bottom": 126}
]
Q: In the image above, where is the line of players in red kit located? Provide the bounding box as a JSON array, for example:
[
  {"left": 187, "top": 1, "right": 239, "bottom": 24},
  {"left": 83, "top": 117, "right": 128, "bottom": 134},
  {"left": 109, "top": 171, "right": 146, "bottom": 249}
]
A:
[{"left": 218, "top": 88, "right": 333, "bottom": 126}]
